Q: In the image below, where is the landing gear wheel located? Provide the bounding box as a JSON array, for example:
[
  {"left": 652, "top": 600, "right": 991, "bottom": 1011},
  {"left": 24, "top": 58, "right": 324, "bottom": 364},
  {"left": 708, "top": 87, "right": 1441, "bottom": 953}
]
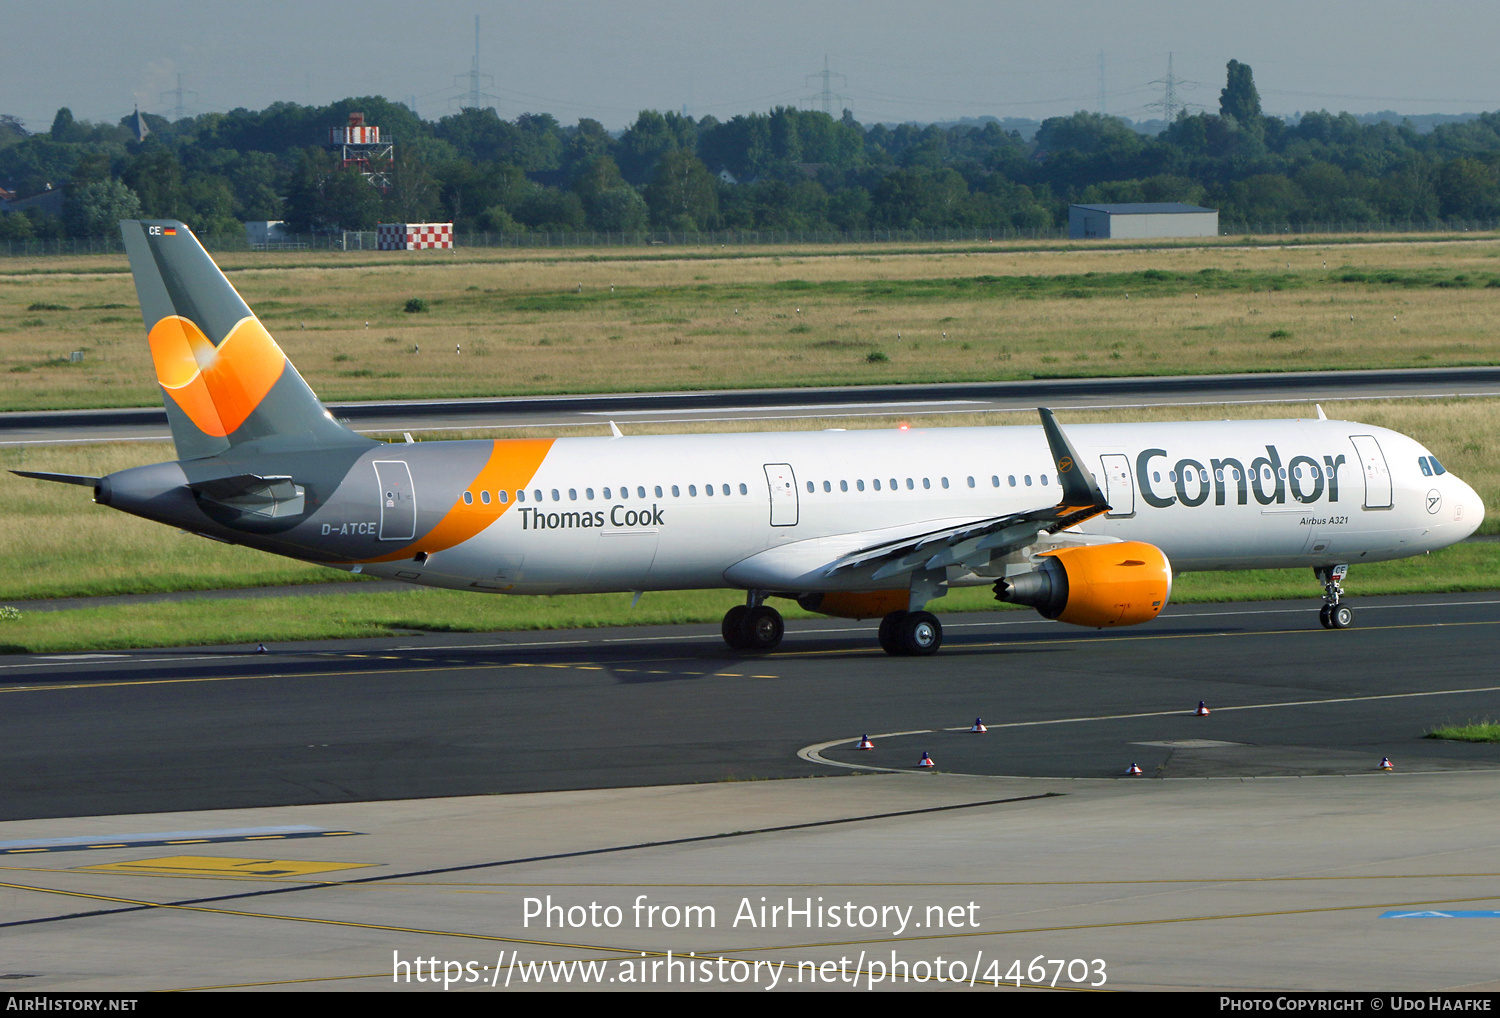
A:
[
  {"left": 1329, "top": 604, "right": 1354, "bottom": 629},
  {"left": 721, "top": 605, "right": 750, "bottom": 649},
  {"left": 743, "top": 605, "right": 784, "bottom": 651},
  {"left": 1318, "top": 604, "right": 1333, "bottom": 629},
  {"left": 898, "top": 611, "right": 943, "bottom": 656},
  {"left": 878, "top": 610, "right": 908, "bottom": 655}
]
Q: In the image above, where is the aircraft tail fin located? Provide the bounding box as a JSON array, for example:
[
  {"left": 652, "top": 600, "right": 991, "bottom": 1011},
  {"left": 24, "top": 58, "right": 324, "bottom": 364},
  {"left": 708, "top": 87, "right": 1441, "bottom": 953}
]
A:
[{"left": 120, "top": 219, "right": 362, "bottom": 459}]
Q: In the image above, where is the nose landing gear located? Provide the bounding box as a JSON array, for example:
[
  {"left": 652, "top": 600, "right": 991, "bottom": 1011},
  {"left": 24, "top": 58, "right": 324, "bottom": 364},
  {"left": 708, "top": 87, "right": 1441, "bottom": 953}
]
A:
[{"left": 1316, "top": 564, "right": 1353, "bottom": 629}]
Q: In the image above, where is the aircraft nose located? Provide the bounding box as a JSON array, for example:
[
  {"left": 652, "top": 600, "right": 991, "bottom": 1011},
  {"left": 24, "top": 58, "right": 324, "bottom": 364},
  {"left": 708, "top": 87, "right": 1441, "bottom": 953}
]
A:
[{"left": 1454, "top": 475, "right": 1485, "bottom": 537}]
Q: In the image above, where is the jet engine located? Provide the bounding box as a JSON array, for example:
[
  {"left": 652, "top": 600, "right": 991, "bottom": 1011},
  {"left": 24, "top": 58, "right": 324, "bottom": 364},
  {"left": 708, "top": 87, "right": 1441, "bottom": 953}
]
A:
[{"left": 993, "top": 541, "right": 1171, "bottom": 628}]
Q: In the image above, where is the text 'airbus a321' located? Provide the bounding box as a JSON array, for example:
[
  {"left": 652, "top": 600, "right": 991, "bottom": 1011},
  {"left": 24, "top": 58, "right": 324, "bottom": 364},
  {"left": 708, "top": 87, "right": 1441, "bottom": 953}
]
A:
[{"left": 14, "top": 221, "right": 1485, "bottom": 655}]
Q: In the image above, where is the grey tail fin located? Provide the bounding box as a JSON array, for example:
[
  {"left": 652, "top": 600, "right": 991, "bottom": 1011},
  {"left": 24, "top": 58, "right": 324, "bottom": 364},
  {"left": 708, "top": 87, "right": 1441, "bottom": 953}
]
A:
[{"left": 120, "top": 219, "right": 365, "bottom": 459}]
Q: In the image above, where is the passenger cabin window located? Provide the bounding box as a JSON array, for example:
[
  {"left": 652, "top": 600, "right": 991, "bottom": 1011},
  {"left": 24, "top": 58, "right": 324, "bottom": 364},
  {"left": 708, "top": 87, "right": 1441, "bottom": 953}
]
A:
[
  {"left": 922, "top": 478, "right": 930, "bottom": 489},
  {"left": 873, "top": 479, "right": 881, "bottom": 491},
  {"left": 463, "top": 491, "right": 473, "bottom": 505},
  {"left": 968, "top": 476, "right": 976, "bottom": 488},
  {"left": 840, "top": 480, "right": 848, "bottom": 492},
  {"left": 569, "top": 489, "right": 578, "bottom": 500},
  {"left": 807, "top": 481, "right": 814, "bottom": 493},
  {"left": 637, "top": 486, "right": 646, "bottom": 499},
  {"left": 585, "top": 488, "right": 594, "bottom": 500},
  {"left": 890, "top": 478, "right": 898, "bottom": 490},
  {"left": 823, "top": 481, "right": 831, "bottom": 492},
  {"left": 480, "top": 491, "right": 491, "bottom": 504},
  {"left": 688, "top": 485, "right": 697, "bottom": 496},
  {"left": 498, "top": 490, "right": 509, "bottom": 504},
  {"left": 671, "top": 485, "right": 680, "bottom": 497},
  {"left": 1025, "top": 475, "right": 1032, "bottom": 486},
  {"left": 602, "top": 487, "right": 611, "bottom": 499},
  {"left": 705, "top": 484, "right": 714, "bottom": 496},
  {"left": 534, "top": 489, "right": 543, "bottom": 502},
  {"left": 655, "top": 485, "right": 663, "bottom": 498},
  {"left": 856, "top": 480, "right": 865, "bottom": 491},
  {"left": 619, "top": 487, "right": 629, "bottom": 499},
  {"left": 941, "top": 477, "right": 950, "bottom": 489},
  {"left": 551, "top": 489, "right": 560, "bottom": 501},
  {"left": 1008, "top": 476, "right": 1016, "bottom": 487},
  {"left": 1041, "top": 474, "right": 1049, "bottom": 486},
  {"left": 722, "top": 484, "right": 730, "bottom": 496},
  {"left": 739, "top": 483, "right": 748, "bottom": 494}
]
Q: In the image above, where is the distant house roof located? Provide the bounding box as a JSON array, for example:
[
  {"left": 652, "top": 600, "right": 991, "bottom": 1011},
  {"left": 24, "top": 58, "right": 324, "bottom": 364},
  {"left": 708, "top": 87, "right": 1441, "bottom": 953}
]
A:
[
  {"left": 127, "top": 107, "right": 150, "bottom": 143},
  {"left": 1071, "top": 203, "right": 1217, "bottom": 215}
]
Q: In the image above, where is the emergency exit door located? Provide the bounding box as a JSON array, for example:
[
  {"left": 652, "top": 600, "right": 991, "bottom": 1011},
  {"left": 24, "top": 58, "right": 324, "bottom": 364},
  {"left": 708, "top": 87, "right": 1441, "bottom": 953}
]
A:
[
  {"left": 373, "top": 460, "right": 416, "bottom": 540},
  {"left": 1348, "top": 435, "right": 1393, "bottom": 509},
  {"left": 763, "top": 463, "right": 799, "bottom": 526}
]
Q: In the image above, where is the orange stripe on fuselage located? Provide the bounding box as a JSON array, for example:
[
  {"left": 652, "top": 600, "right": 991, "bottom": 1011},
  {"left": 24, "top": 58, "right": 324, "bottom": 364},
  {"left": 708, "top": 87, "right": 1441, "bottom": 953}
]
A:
[
  {"left": 363, "top": 438, "right": 554, "bottom": 563},
  {"left": 147, "top": 315, "right": 286, "bottom": 437}
]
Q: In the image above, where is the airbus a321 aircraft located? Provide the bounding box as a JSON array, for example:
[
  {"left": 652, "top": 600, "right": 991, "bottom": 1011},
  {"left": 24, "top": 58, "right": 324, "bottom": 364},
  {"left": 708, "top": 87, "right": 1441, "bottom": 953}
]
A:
[{"left": 15, "top": 221, "right": 1486, "bottom": 655}]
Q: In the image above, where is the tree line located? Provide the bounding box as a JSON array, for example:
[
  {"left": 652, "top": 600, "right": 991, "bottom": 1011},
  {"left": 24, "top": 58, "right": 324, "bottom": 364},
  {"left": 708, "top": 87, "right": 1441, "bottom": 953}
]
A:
[{"left": 5, "top": 61, "right": 1500, "bottom": 242}]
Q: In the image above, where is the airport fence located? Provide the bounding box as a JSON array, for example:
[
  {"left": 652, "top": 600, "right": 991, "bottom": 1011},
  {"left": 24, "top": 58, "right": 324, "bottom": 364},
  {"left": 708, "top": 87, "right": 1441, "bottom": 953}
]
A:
[{"left": 3, "top": 219, "right": 1499, "bottom": 258}]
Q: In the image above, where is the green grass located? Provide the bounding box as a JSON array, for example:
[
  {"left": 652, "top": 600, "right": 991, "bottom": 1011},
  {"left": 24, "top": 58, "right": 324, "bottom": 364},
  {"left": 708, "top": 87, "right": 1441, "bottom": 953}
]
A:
[
  {"left": 0, "top": 542, "right": 1495, "bottom": 653},
  {"left": 1425, "top": 721, "right": 1500, "bottom": 743}
]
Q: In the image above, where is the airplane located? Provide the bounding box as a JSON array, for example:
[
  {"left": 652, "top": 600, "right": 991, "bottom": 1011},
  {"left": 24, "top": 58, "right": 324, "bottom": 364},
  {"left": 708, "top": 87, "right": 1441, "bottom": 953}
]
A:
[{"left": 13, "top": 220, "right": 1487, "bottom": 656}]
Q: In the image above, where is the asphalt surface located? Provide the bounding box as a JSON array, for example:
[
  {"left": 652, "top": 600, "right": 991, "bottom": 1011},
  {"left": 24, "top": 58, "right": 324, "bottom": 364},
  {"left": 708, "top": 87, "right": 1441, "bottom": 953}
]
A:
[
  {"left": 6, "top": 366, "right": 1500, "bottom": 445},
  {"left": 3, "top": 592, "right": 1497, "bottom": 822}
]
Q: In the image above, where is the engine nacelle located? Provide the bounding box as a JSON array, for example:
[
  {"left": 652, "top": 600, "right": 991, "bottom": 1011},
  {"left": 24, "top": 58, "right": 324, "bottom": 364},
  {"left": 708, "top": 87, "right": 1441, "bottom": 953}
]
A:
[
  {"left": 994, "top": 541, "right": 1171, "bottom": 628},
  {"left": 797, "top": 589, "right": 909, "bottom": 619}
]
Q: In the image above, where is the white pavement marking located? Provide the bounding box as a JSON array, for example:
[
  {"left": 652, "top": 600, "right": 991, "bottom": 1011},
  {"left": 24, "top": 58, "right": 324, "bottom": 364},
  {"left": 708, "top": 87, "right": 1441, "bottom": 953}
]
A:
[{"left": 798, "top": 683, "right": 1500, "bottom": 775}]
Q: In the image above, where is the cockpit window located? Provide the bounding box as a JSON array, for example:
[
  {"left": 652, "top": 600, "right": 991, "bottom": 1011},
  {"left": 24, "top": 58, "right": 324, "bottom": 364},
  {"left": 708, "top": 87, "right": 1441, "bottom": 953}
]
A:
[
  {"left": 1419, "top": 457, "right": 1433, "bottom": 476},
  {"left": 1430, "top": 456, "right": 1447, "bottom": 475}
]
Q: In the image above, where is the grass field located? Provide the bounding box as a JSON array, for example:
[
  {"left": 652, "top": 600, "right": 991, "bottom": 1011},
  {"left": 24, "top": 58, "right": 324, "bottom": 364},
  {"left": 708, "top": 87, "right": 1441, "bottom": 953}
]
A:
[
  {"left": 1425, "top": 721, "right": 1500, "bottom": 743},
  {"left": 4, "top": 235, "right": 1500, "bottom": 410}
]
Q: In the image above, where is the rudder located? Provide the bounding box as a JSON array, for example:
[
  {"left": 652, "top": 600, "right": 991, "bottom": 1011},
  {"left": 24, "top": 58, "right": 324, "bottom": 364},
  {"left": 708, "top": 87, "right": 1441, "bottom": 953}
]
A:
[{"left": 121, "top": 219, "right": 360, "bottom": 459}]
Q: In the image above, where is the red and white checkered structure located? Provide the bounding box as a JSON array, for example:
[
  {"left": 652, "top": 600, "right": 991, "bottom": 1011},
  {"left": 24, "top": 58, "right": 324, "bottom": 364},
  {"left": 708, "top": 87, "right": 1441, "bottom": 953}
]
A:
[{"left": 377, "top": 223, "right": 453, "bottom": 251}]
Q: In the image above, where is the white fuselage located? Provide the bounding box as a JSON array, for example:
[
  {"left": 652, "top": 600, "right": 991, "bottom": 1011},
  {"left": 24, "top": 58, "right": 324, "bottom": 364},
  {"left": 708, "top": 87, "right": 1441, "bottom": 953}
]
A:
[{"left": 359, "top": 418, "right": 1484, "bottom": 596}]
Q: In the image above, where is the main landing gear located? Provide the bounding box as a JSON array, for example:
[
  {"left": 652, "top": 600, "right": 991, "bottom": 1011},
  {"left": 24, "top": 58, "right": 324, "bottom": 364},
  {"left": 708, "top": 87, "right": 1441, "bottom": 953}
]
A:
[
  {"left": 722, "top": 594, "right": 784, "bottom": 652},
  {"left": 1316, "top": 564, "right": 1353, "bottom": 629},
  {"left": 878, "top": 610, "right": 943, "bottom": 657}
]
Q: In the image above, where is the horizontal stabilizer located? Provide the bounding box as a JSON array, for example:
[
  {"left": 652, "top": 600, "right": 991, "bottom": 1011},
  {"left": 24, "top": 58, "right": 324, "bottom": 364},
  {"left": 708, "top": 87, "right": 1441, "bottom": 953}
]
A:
[
  {"left": 11, "top": 470, "right": 101, "bottom": 487},
  {"left": 190, "top": 473, "right": 305, "bottom": 518}
]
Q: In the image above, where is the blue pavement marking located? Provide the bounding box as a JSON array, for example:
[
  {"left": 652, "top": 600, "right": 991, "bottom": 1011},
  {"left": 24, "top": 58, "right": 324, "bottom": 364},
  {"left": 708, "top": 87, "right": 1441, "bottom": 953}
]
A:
[
  {"left": 1380, "top": 910, "right": 1500, "bottom": 918},
  {"left": 0, "top": 825, "right": 361, "bottom": 855}
]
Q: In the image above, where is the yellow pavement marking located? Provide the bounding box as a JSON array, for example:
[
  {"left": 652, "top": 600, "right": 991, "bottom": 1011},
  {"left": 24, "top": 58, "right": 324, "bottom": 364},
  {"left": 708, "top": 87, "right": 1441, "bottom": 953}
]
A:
[{"left": 76, "top": 856, "right": 375, "bottom": 878}]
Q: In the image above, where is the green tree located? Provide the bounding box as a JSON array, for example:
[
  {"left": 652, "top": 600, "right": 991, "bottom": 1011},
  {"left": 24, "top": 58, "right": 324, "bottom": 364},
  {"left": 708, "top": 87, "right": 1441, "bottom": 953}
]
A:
[
  {"left": 1220, "top": 60, "right": 1262, "bottom": 123},
  {"left": 63, "top": 178, "right": 142, "bottom": 236},
  {"left": 588, "top": 187, "right": 648, "bottom": 232},
  {"left": 643, "top": 150, "right": 717, "bottom": 229}
]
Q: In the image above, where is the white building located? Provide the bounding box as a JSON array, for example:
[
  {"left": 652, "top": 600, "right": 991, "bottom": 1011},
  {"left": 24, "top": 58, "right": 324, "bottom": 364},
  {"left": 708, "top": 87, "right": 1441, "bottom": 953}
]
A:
[
  {"left": 1068, "top": 203, "right": 1219, "bottom": 239},
  {"left": 245, "top": 221, "right": 288, "bottom": 246}
]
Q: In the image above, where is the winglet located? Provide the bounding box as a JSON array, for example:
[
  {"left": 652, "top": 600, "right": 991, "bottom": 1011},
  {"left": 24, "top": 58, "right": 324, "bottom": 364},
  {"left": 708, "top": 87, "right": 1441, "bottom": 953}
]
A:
[{"left": 1038, "top": 408, "right": 1107, "bottom": 509}]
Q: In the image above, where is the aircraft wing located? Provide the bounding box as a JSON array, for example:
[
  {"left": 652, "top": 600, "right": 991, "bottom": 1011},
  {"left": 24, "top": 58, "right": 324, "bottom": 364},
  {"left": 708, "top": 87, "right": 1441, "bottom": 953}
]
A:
[{"left": 823, "top": 408, "right": 1110, "bottom": 579}]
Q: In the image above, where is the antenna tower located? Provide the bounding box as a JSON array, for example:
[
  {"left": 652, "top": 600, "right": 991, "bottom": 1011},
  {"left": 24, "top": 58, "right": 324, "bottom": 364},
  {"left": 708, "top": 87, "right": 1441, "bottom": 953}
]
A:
[
  {"left": 804, "top": 55, "right": 849, "bottom": 117},
  {"left": 160, "top": 74, "right": 199, "bottom": 121}
]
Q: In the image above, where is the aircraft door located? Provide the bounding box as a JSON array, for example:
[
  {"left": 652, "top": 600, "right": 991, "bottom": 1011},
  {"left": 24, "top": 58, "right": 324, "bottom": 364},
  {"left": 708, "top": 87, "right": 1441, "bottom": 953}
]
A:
[
  {"left": 764, "top": 463, "right": 799, "bottom": 526},
  {"left": 1348, "top": 435, "right": 1393, "bottom": 509},
  {"left": 1099, "top": 453, "right": 1135, "bottom": 517},
  {"left": 373, "top": 460, "right": 416, "bottom": 540}
]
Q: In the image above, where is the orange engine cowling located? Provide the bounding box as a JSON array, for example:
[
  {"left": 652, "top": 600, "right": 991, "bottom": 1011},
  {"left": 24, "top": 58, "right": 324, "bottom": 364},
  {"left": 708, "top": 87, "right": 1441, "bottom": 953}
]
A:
[
  {"left": 993, "top": 541, "right": 1172, "bottom": 628},
  {"left": 797, "top": 589, "right": 909, "bottom": 620}
]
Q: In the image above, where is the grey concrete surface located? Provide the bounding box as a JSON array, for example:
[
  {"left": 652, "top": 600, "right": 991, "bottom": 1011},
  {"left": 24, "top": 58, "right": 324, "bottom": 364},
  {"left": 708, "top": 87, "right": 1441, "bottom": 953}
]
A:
[{"left": 2, "top": 772, "right": 1499, "bottom": 991}]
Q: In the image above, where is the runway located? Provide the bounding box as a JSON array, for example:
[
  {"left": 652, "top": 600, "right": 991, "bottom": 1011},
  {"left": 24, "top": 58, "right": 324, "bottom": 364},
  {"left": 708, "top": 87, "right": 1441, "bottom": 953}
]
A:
[
  {"left": 3, "top": 592, "right": 1497, "bottom": 823},
  {"left": 5, "top": 365, "right": 1500, "bottom": 445}
]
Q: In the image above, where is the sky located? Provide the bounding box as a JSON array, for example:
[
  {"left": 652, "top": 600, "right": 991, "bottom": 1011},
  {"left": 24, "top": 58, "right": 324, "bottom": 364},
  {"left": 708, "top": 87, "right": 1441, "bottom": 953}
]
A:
[{"left": 5, "top": 1, "right": 1500, "bottom": 132}]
